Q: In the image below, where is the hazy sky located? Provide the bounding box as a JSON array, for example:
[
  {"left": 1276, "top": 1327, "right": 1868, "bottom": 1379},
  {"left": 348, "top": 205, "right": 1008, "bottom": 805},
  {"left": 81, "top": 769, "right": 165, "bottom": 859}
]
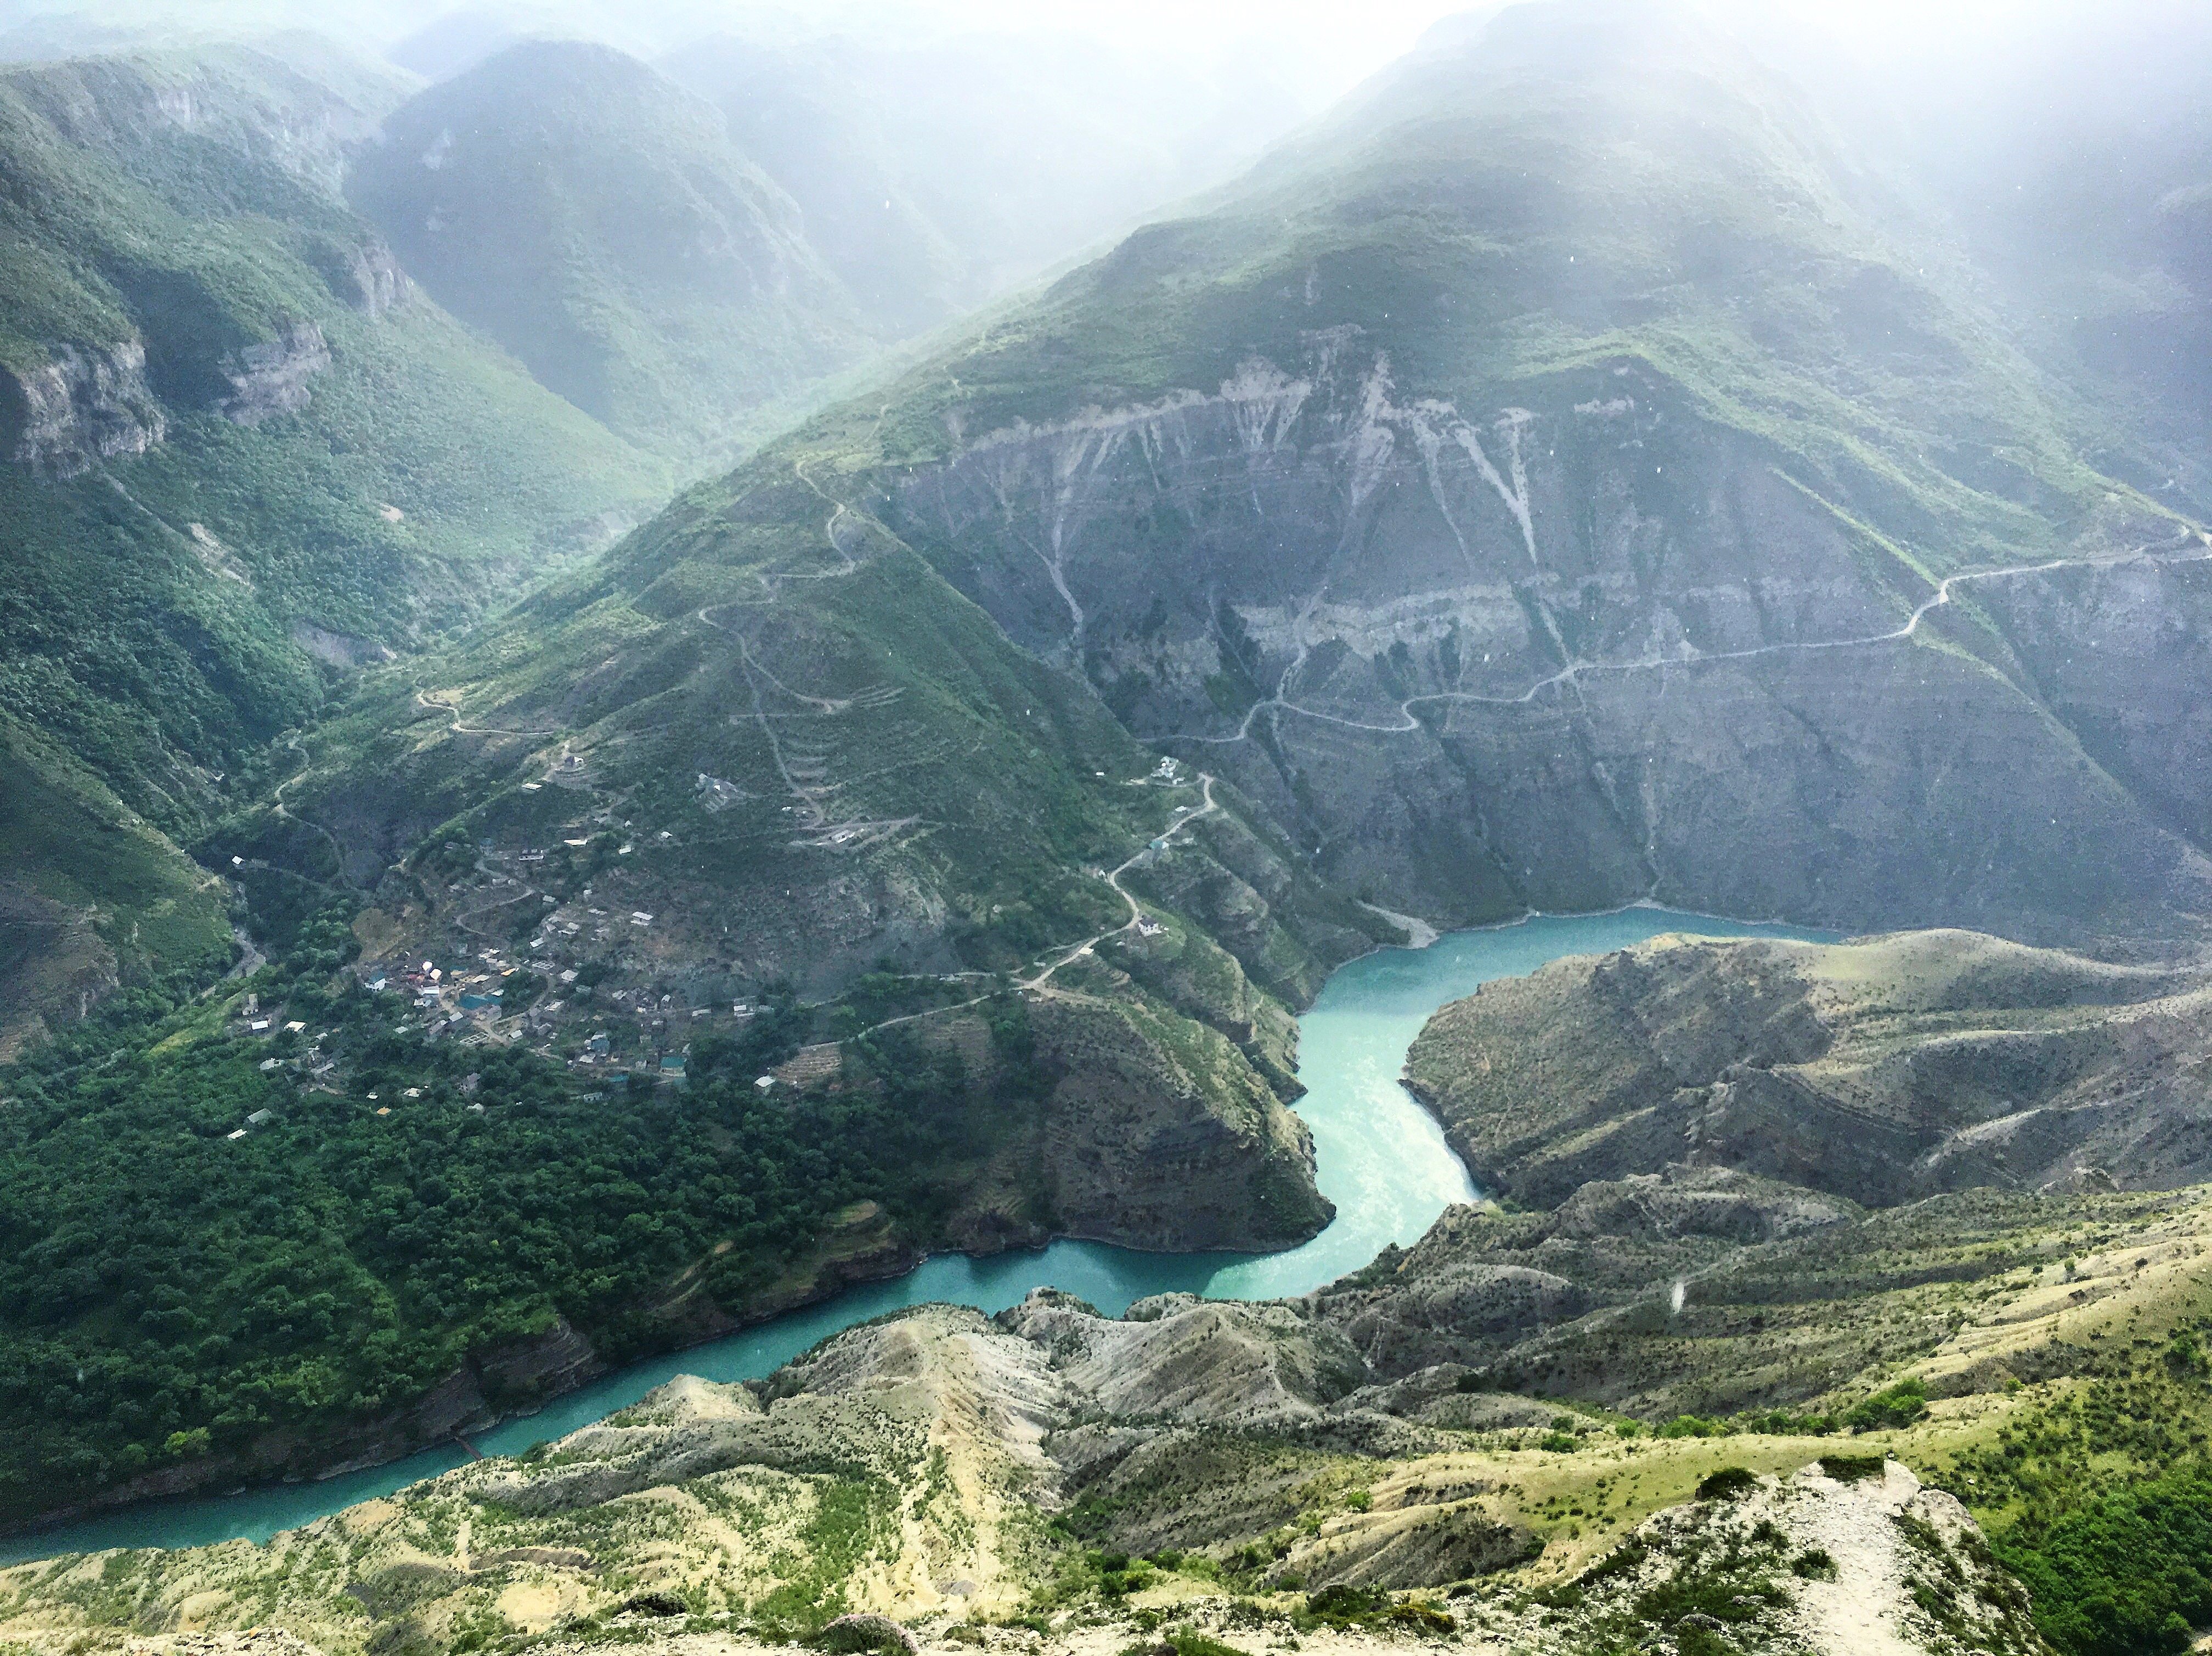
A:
[
  {"left": 0, "top": 0, "right": 2135, "bottom": 112},
  {"left": 744, "top": 0, "right": 2108, "bottom": 100}
]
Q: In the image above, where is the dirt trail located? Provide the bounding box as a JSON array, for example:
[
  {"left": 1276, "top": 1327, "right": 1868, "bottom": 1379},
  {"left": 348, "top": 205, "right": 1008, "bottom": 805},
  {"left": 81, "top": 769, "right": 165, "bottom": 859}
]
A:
[
  {"left": 1029, "top": 773, "right": 1218, "bottom": 989},
  {"left": 1180, "top": 531, "right": 2210, "bottom": 745},
  {"left": 849, "top": 774, "right": 1219, "bottom": 1041}
]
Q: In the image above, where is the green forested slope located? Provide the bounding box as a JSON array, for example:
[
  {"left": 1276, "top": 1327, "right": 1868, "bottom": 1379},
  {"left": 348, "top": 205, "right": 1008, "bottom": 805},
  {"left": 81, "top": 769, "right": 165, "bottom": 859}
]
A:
[
  {"left": 0, "top": 714, "right": 230, "bottom": 1055},
  {"left": 0, "top": 42, "right": 667, "bottom": 1030}
]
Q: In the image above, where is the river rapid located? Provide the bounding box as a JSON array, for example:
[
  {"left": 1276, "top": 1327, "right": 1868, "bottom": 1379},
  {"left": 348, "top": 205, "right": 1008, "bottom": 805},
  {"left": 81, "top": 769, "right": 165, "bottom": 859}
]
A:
[{"left": 3, "top": 905, "right": 1832, "bottom": 1562}]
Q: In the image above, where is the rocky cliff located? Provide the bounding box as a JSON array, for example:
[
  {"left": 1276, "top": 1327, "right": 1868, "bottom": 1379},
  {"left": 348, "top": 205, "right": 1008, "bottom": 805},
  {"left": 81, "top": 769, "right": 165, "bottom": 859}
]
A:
[
  {"left": 213, "top": 320, "right": 331, "bottom": 425},
  {"left": 0, "top": 337, "right": 165, "bottom": 475},
  {"left": 882, "top": 342, "right": 2212, "bottom": 945},
  {"left": 1022, "top": 994, "right": 1332, "bottom": 1251},
  {"left": 1403, "top": 928, "right": 2212, "bottom": 1207}
]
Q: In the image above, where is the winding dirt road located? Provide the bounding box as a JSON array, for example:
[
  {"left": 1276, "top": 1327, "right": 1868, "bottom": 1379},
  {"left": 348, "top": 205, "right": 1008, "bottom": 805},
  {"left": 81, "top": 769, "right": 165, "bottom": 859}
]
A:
[{"left": 1178, "top": 531, "right": 2211, "bottom": 745}]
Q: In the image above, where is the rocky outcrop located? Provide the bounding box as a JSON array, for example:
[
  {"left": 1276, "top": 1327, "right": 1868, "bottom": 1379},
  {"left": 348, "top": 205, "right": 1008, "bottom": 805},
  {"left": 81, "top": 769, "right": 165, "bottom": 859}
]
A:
[
  {"left": 9, "top": 48, "right": 392, "bottom": 199},
  {"left": 1001, "top": 1288, "right": 1367, "bottom": 1423},
  {"left": 290, "top": 621, "right": 398, "bottom": 668},
  {"left": 26, "top": 1167, "right": 2212, "bottom": 1647},
  {"left": 1, "top": 339, "right": 165, "bottom": 475},
  {"left": 1024, "top": 994, "right": 1332, "bottom": 1251},
  {"left": 216, "top": 321, "right": 330, "bottom": 424},
  {"left": 306, "top": 234, "right": 410, "bottom": 318},
  {"left": 1402, "top": 928, "right": 2212, "bottom": 1207},
  {"left": 1303, "top": 1167, "right": 1863, "bottom": 1387}
]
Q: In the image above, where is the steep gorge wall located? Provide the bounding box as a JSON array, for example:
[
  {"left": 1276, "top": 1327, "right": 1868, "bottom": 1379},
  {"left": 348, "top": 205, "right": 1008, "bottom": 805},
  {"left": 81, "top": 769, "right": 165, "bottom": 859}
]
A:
[{"left": 884, "top": 339, "right": 2212, "bottom": 942}]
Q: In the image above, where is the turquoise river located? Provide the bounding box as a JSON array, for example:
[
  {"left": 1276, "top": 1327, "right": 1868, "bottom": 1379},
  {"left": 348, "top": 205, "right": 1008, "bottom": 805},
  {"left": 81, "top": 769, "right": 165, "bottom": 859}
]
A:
[{"left": 3, "top": 906, "right": 1832, "bottom": 1562}]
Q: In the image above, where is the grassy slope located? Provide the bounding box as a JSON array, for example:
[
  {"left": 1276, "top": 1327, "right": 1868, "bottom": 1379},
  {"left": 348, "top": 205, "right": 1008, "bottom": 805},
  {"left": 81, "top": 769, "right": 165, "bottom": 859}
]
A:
[
  {"left": 0, "top": 714, "right": 230, "bottom": 1052},
  {"left": 1, "top": 297, "right": 664, "bottom": 828}
]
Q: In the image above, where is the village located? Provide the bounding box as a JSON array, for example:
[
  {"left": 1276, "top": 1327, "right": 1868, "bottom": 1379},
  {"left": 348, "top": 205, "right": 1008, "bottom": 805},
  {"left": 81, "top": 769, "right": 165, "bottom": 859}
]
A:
[{"left": 211, "top": 743, "right": 1210, "bottom": 1144}]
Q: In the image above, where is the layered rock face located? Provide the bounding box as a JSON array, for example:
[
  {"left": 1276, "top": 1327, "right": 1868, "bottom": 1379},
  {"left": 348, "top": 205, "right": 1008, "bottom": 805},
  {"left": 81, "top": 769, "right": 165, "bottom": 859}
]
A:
[
  {"left": 215, "top": 320, "right": 331, "bottom": 424},
  {"left": 884, "top": 345, "right": 2212, "bottom": 942},
  {"left": 1404, "top": 928, "right": 2212, "bottom": 1207},
  {"left": 3, "top": 315, "right": 336, "bottom": 467},
  {"left": 1, "top": 337, "right": 165, "bottom": 475}
]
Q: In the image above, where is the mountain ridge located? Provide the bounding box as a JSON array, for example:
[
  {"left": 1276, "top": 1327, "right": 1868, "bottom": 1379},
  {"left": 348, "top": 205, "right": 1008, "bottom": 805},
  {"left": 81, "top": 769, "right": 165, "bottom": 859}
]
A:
[{"left": 347, "top": 39, "right": 877, "bottom": 461}]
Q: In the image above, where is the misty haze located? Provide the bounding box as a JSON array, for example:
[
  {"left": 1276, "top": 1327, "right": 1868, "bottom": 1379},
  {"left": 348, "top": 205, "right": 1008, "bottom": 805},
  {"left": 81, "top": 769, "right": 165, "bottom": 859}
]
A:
[{"left": 1, "top": 4, "right": 2209, "bottom": 1654}]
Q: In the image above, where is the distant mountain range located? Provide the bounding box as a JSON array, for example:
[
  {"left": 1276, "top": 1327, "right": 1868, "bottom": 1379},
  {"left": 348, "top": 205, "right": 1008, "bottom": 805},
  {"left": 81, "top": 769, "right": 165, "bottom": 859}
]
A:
[{"left": 346, "top": 38, "right": 876, "bottom": 458}]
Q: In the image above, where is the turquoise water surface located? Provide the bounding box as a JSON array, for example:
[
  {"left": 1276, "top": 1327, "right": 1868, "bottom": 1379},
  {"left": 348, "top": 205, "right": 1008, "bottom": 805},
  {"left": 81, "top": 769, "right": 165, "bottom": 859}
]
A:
[{"left": 3, "top": 905, "right": 1832, "bottom": 1562}]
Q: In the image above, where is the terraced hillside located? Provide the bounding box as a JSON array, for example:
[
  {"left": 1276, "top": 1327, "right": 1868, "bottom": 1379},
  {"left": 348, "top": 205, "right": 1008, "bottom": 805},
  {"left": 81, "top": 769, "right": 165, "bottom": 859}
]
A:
[{"left": 259, "top": 452, "right": 1384, "bottom": 1251}]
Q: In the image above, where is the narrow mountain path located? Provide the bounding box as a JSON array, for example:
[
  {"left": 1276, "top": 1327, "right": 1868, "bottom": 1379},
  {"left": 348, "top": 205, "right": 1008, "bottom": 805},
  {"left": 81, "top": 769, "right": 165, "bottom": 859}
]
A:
[
  {"left": 414, "top": 691, "right": 567, "bottom": 740},
  {"left": 263, "top": 734, "right": 351, "bottom": 880},
  {"left": 1176, "top": 532, "right": 2210, "bottom": 744},
  {"left": 843, "top": 773, "right": 1218, "bottom": 1043},
  {"left": 1028, "top": 772, "right": 1217, "bottom": 989},
  {"left": 792, "top": 456, "right": 862, "bottom": 570}
]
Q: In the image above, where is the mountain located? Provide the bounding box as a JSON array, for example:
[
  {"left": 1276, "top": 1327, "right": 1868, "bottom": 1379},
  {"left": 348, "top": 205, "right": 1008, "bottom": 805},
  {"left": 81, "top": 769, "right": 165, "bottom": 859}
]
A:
[
  {"left": 15, "top": 9, "right": 2212, "bottom": 1637},
  {"left": 346, "top": 40, "right": 876, "bottom": 459},
  {"left": 94, "top": 0, "right": 2211, "bottom": 1522},
  {"left": 0, "top": 40, "right": 667, "bottom": 1035},
  {"left": 1871, "top": 0, "right": 2212, "bottom": 509},
  {"left": 0, "top": 27, "right": 1367, "bottom": 1531},
  {"left": 0, "top": 455, "right": 1380, "bottom": 1527},
  {"left": 662, "top": 29, "right": 1314, "bottom": 339},
  {"left": 780, "top": 0, "right": 2210, "bottom": 947},
  {"left": 270, "top": 0, "right": 2212, "bottom": 973},
  {"left": 1406, "top": 927, "right": 2212, "bottom": 1208}
]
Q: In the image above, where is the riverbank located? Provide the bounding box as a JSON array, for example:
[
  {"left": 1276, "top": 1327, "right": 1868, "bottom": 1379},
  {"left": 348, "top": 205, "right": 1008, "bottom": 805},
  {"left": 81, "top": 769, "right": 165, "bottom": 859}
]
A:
[{"left": 1, "top": 908, "right": 1830, "bottom": 1564}]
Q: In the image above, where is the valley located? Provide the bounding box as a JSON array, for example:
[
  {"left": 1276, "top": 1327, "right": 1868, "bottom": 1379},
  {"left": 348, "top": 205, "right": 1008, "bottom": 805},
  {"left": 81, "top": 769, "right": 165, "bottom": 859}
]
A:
[{"left": 5, "top": 2, "right": 2212, "bottom": 1653}]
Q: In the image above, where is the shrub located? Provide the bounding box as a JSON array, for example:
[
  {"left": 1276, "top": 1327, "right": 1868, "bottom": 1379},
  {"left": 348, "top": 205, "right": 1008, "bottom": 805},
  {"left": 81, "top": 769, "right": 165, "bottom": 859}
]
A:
[
  {"left": 1697, "top": 1467, "right": 1760, "bottom": 1501},
  {"left": 1820, "top": 1455, "right": 1888, "bottom": 1482},
  {"left": 1792, "top": 1548, "right": 1839, "bottom": 1581},
  {"left": 1305, "top": 1585, "right": 1387, "bottom": 1622},
  {"left": 1847, "top": 1378, "right": 1929, "bottom": 1433}
]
